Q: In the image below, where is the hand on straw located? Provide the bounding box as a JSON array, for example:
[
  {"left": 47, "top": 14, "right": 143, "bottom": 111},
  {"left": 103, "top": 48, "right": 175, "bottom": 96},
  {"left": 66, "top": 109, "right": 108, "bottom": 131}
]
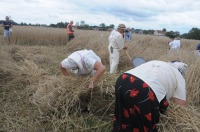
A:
[{"left": 88, "top": 79, "right": 94, "bottom": 91}]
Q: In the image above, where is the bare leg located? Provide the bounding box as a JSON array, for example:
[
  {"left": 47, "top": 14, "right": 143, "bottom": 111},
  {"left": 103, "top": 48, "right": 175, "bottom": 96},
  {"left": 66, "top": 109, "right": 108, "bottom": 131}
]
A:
[{"left": 8, "top": 37, "right": 11, "bottom": 45}]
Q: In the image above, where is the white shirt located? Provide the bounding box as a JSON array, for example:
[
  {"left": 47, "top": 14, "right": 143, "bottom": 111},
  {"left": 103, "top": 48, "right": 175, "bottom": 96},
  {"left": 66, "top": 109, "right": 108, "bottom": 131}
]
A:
[
  {"left": 61, "top": 50, "right": 101, "bottom": 75},
  {"left": 126, "top": 60, "right": 186, "bottom": 103},
  {"left": 194, "top": 50, "right": 200, "bottom": 56},
  {"left": 108, "top": 30, "right": 124, "bottom": 50},
  {"left": 169, "top": 40, "right": 181, "bottom": 50}
]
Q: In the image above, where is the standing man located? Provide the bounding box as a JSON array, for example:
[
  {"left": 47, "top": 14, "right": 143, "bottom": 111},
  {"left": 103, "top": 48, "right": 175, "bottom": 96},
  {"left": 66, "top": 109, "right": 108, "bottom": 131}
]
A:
[
  {"left": 66, "top": 20, "right": 75, "bottom": 42},
  {"left": 59, "top": 49, "right": 106, "bottom": 90},
  {"left": 125, "top": 28, "right": 132, "bottom": 42},
  {"left": 108, "top": 24, "right": 128, "bottom": 74},
  {"left": 2, "top": 16, "right": 13, "bottom": 45}
]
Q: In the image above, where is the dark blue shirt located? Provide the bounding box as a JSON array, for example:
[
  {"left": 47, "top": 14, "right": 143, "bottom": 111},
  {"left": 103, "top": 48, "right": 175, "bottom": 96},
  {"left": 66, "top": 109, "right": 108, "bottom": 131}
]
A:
[
  {"left": 3, "top": 21, "right": 12, "bottom": 31},
  {"left": 196, "top": 43, "right": 200, "bottom": 50}
]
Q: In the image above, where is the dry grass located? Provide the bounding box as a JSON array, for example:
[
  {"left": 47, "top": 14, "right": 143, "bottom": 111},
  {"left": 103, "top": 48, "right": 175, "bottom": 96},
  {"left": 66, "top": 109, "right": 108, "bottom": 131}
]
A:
[
  {"left": 0, "top": 26, "right": 200, "bottom": 131},
  {"left": 10, "top": 26, "right": 68, "bottom": 46}
]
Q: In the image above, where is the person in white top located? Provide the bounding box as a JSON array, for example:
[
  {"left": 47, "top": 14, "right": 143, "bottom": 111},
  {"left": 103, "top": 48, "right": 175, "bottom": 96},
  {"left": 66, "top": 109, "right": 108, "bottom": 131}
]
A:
[
  {"left": 59, "top": 49, "right": 106, "bottom": 90},
  {"left": 108, "top": 24, "right": 128, "bottom": 74},
  {"left": 169, "top": 37, "right": 181, "bottom": 50},
  {"left": 112, "top": 60, "right": 187, "bottom": 132}
]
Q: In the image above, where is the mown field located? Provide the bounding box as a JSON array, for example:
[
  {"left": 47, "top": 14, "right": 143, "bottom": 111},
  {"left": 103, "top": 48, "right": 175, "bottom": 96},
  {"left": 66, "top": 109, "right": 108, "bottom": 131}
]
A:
[{"left": 0, "top": 26, "right": 200, "bottom": 132}]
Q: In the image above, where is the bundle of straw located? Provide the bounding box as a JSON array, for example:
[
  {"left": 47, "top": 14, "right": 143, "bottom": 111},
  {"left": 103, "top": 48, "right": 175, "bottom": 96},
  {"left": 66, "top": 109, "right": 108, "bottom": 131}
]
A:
[{"left": 159, "top": 103, "right": 200, "bottom": 132}]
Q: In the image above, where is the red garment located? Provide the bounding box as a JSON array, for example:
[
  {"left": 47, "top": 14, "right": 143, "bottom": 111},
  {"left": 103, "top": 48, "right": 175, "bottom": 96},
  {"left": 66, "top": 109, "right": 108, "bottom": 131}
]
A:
[{"left": 66, "top": 23, "right": 73, "bottom": 34}]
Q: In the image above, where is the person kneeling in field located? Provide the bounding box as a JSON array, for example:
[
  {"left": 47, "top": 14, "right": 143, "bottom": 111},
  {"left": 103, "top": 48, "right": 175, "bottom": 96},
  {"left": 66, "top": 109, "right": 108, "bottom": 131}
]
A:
[
  {"left": 113, "top": 60, "right": 188, "bottom": 132},
  {"left": 59, "top": 49, "right": 106, "bottom": 90}
]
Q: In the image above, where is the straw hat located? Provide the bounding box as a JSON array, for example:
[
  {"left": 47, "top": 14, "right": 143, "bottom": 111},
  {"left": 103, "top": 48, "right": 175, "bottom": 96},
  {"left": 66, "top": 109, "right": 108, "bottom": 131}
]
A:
[{"left": 118, "top": 24, "right": 126, "bottom": 30}]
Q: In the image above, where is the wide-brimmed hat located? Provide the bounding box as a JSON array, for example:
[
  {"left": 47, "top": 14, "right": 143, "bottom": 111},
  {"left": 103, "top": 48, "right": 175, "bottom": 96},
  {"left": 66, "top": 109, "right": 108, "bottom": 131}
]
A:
[{"left": 118, "top": 24, "right": 126, "bottom": 30}]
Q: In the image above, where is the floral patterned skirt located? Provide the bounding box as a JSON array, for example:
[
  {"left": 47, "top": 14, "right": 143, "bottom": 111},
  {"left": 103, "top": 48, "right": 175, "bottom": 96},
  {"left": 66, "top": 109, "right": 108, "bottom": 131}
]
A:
[{"left": 113, "top": 73, "right": 169, "bottom": 132}]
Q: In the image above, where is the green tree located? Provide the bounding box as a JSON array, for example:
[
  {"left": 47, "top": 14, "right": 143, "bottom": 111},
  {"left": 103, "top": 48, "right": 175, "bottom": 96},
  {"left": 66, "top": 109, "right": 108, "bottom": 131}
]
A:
[
  {"left": 165, "top": 31, "right": 180, "bottom": 38},
  {"left": 162, "top": 28, "right": 167, "bottom": 32},
  {"left": 83, "top": 24, "right": 90, "bottom": 30},
  {"left": 99, "top": 23, "right": 106, "bottom": 28},
  {"left": 49, "top": 24, "right": 56, "bottom": 27},
  {"left": 148, "top": 30, "right": 155, "bottom": 35},
  {"left": 99, "top": 23, "right": 106, "bottom": 30},
  {"left": 181, "top": 28, "right": 200, "bottom": 40},
  {"left": 188, "top": 28, "right": 200, "bottom": 40},
  {"left": 109, "top": 24, "right": 115, "bottom": 28},
  {"left": 143, "top": 30, "right": 154, "bottom": 35}
]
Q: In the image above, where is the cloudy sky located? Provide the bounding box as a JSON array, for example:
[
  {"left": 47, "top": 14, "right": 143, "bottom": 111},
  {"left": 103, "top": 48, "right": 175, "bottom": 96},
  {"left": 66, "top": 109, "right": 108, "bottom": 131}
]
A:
[{"left": 0, "top": 0, "right": 199, "bottom": 34}]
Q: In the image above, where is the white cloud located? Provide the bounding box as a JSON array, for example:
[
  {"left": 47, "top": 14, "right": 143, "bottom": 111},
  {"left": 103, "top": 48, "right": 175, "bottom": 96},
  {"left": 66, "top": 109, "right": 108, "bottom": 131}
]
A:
[{"left": 0, "top": 0, "right": 199, "bottom": 34}]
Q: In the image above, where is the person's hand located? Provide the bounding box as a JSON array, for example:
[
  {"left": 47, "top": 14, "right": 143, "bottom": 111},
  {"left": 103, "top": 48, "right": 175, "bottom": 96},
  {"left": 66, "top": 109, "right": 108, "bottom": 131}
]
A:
[
  {"left": 123, "top": 46, "right": 128, "bottom": 50},
  {"left": 88, "top": 79, "right": 94, "bottom": 91}
]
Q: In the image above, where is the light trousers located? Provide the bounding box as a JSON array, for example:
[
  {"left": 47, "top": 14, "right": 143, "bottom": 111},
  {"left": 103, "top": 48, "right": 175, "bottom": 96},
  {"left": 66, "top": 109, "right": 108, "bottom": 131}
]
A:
[{"left": 108, "top": 45, "right": 120, "bottom": 74}]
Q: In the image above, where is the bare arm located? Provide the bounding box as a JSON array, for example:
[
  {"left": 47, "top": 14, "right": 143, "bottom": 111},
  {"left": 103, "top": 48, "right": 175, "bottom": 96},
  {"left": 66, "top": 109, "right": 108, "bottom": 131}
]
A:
[
  {"left": 2, "top": 24, "right": 7, "bottom": 27},
  {"left": 59, "top": 63, "right": 69, "bottom": 76},
  {"left": 88, "top": 61, "right": 105, "bottom": 90},
  {"left": 92, "top": 61, "right": 106, "bottom": 84},
  {"left": 2, "top": 22, "right": 9, "bottom": 27},
  {"left": 173, "top": 97, "right": 187, "bottom": 106}
]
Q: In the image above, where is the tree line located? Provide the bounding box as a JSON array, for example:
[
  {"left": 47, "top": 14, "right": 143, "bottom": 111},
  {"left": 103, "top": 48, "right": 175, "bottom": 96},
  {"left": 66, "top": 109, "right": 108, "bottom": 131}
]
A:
[
  {"left": 0, "top": 20, "right": 199, "bottom": 40},
  {"left": 49, "top": 22, "right": 200, "bottom": 40},
  {"left": 181, "top": 28, "right": 200, "bottom": 40},
  {"left": 50, "top": 22, "right": 115, "bottom": 31}
]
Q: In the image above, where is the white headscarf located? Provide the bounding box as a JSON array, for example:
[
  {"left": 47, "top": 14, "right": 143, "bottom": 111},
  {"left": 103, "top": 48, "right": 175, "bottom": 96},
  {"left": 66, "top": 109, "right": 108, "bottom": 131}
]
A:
[
  {"left": 64, "top": 58, "right": 78, "bottom": 69},
  {"left": 169, "top": 61, "right": 188, "bottom": 75}
]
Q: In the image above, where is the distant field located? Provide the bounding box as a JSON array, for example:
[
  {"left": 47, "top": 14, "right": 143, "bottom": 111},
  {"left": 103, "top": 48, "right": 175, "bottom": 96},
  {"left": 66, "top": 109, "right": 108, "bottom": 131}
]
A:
[{"left": 0, "top": 26, "right": 200, "bottom": 132}]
